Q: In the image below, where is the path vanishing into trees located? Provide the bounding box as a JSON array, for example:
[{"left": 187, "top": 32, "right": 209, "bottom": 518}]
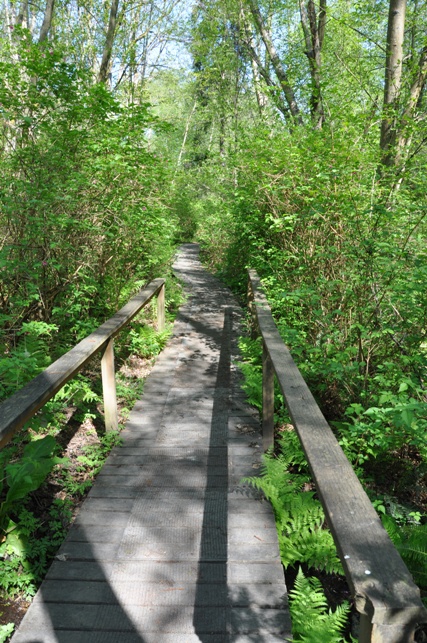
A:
[{"left": 11, "top": 243, "right": 291, "bottom": 643}]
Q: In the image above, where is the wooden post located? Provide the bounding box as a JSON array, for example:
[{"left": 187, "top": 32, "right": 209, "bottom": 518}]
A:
[
  {"left": 157, "top": 283, "right": 165, "bottom": 332},
  {"left": 262, "top": 340, "right": 274, "bottom": 451},
  {"left": 247, "top": 274, "right": 257, "bottom": 339},
  {"left": 101, "top": 338, "right": 118, "bottom": 432},
  {"left": 358, "top": 614, "right": 372, "bottom": 643}
]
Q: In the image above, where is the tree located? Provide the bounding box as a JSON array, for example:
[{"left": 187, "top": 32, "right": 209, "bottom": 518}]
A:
[
  {"left": 299, "top": 0, "right": 326, "bottom": 129},
  {"left": 38, "top": 0, "right": 56, "bottom": 43},
  {"left": 246, "top": 0, "right": 302, "bottom": 124},
  {"left": 98, "top": 0, "right": 120, "bottom": 84},
  {"left": 380, "top": 0, "right": 407, "bottom": 166},
  {"left": 380, "top": 0, "right": 427, "bottom": 170}
]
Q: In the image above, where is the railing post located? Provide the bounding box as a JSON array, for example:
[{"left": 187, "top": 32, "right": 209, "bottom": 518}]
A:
[
  {"left": 101, "top": 338, "right": 118, "bottom": 433},
  {"left": 157, "top": 283, "right": 165, "bottom": 332},
  {"left": 247, "top": 273, "right": 257, "bottom": 339},
  {"left": 358, "top": 613, "right": 372, "bottom": 643},
  {"left": 262, "top": 340, "right": 274, "bottom": 451}
]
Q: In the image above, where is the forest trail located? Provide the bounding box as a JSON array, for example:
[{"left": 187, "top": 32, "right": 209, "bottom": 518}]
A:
[{"left": 11, "top": 243, "right": 291, "bottom": 643}]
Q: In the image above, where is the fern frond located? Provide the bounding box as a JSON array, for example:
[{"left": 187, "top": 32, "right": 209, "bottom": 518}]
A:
[
  {"left": 381, "top": 513, "right": 403, "bottom": 546},
  {"left": 279, "top": 523, "right": 343, "bottom": 574},
  {"left": 399, "top": 524, "right": 427, "bottom": 586},
  {"left": 289, "top": 568, "right": 350, "bottom": 643},
  {"left": 382, "top": 517, "right": 427, "bottom": 588}
]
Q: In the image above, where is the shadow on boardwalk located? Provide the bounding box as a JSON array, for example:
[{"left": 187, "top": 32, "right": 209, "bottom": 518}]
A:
[
  {"left": 193, "top": 307, "right": 230, "bottom": 641},
  {"left": 11, "top": 243, "right": 291, "bottom": 643}
]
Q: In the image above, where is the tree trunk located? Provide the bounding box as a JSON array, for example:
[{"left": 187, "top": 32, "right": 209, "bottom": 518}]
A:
[
  {"left": 98, "top": 0, "right": 120, "bottom": 85},
  {"left": 15, "top": 0, "right": 28, "bottom": 27},
  {"left": 247, "top": 0, "right": 302, "bottom": 125},
  {"left": 380, "top": 0, "right": 406, "bottom": 166},
  {"left": 299, "top": 0, "right": 326, "bottom": 129},
  {"left": 395, "top": 44, "right": 427, "bottom": 161},
  {"left": 38, "top": 0, "right": 55, "bottom": 43},
  {"left": 241, "top": 8, "right": 284, "bottom": 117},
  {"left": 176, "top": 100, "right": 197, "bottom": 169}
]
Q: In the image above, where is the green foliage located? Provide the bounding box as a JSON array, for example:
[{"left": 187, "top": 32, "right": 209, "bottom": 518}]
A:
[
  {"left": 0, "top": 322, "right": 57, "bottom": 400},
  {"left": 238, "top": 337, "right": 263, "bottom": 410},
  {"left": 0, "top": 500, "right": 72, "bottom": 599},
  {"left": 0, "top": 37, "right": 179, "bottom": 404},
  {"left": 238, "top": 336, "right": 286, "bottom": 420},
  {"left": 60, "top": 432, "right": 122, "bottom": 499},
  {"left": 51, "top": 374, "right": 100, "bottom": 428},
  {"left": 75, "top": 432, "right": 121, "bottom": 479},
  {"left": 381, "top": 515, "right": 427, "bottom": 591},
  {"left": 336, "top": 380, "right": 427, "bottom": 467},
  {"left": 243, "top": 435, "right": 342, "bottom": 575},
  {"left": 0, "top": 623, "right": 15, "bottom": 642},
  {"left": 127, "top": 325, "right": 171, "bottom": 358},
  {"left": 0, "top": 436, "right": 65, "bottom": 537},
  {"left": 288, "top": 568, "right": 351, "bottom": 643}
]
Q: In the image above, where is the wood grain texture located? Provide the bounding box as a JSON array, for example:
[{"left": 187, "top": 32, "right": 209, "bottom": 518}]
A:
[
  {"left": 101, "top": 339, "right": 119, "bottom": 433},
  {"left": 262, "top": 341, "right": 274, "bottom": 451},
  {"left": 248, "top": 269, "right": 427, "bottom": 635},
  {"left": 157, "top": 283, "right": 165, "bottom": 331},
  {"left": 0, "top": 278, "right": 165, "bottom": 448}
]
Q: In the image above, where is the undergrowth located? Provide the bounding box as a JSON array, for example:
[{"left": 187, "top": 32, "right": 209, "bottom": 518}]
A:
[
  {"left": 243, "top": 431, "right": 351, "bottom": 642},
  {"left": 242, "top": 439, "right": 342, "bottom": 575},
  {"left": 288, "top": 568, "right": 352, "bottom": 643},
  {"left": 239, "top": 332, "right": 427, "bottom": 639}
]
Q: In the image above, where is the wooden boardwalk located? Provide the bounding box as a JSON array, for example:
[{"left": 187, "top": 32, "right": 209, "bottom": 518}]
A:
[{"left": 12, "top": 244, "right": 291, "bottom": 643}]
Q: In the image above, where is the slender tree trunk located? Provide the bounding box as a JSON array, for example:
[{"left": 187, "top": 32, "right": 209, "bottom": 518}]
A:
[
  {"left": 241, "top": 17, "right": 289, "bottom": 119},
  {"left": 15, "top": 0, "right": 28, "bottom": 27},
  {"left": 299, "top": 0, "right": 326, "bottom": 129},
  {"left": 98, "top": 0, "right": 120, "bottom": 85},
  {"left": 247, "top": 0, "right": 302, "bottom": 124},
  {"left": 395, "top": 44, "right": 427, "bottom": 160},
  {"left": 380, "top": 0, "right": 406, "bottom": 166},
  {"left": 240, "top": 5, "right": 268, "bottom": 114},
  {"left": 4, "top": 0, "right": 13, "bottom": 43},
  {"left": 176, "top": 100, "right": 197, "bottom": 169},
  {"left": 38, "top": 0, "right": 55, "bottom": 43}
]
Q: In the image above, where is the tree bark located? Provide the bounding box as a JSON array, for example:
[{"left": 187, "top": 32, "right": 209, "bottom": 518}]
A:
[
  {"left": 38, "top": 0, "right": 55, "bottom": 43},
  {"left": 98, "top": 0, "right": 120, "bottom": 85},
  {"left": 299, "top": 0, "right": 325, "bottom": 129},
  {"left": 393, "top": 44, "right": 427, "bottom": 167},
  {"left": 380, "top": 0, "right": 407, "bottom": 166},
  {"left": 15, "top": 0, "right": 28, "bottom": 27},
  {"left": 247, "top": 0, "right": 302, "bottom": 125},
  {"left": 241, "top": 9, "right": 268, "bottom": 115},
  {"left": 241, "top": 9, "right": 288, "bottom": 118}
]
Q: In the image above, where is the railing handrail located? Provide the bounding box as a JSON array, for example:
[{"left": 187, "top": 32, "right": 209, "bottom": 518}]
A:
[
  {"left": 0, "top": 278, "right": 165, "bottom": 449},
  {"left": 248, "top": 269, "right": 427, "bottom": 643}
]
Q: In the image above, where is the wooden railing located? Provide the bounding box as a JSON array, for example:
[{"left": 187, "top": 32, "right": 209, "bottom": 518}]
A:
[
  {"left": 0, "top": 278, "right": 165, "bottom": 449},
  {"left": 248, "top": 270, "right": 427, "bottom": 643}
]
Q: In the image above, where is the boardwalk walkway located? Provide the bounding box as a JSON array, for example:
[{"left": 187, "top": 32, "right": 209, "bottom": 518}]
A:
[{"left": 12, "top": 244, "right": 291, "bottom": 643}]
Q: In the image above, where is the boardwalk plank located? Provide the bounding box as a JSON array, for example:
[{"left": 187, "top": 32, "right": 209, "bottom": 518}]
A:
[{"left": 11, "top": 244, "right": 291, "bottom": 642}]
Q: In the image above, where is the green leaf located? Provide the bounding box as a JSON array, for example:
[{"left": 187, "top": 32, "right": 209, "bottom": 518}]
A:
[
  {"left": 401, "top": 409, "right": 414, "bottom": 428},
  {"left": 4, "top": 527, "right": 28, "bottom": 557},
  {"left": 5, "top": 436, "right": 62, "bottom": 504}
]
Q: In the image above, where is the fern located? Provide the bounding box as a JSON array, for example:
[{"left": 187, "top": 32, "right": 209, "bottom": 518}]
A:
[
  {"left": 288, "top": 568, "right": 351, "bottom": 643},
  {"left": 243, "top": 444, "right": 342, "bottom": 574},
  {"left": 279, "top": 524, "right": 343, "bottom": 574},
  {"left": 238, "top": 360, "right": 263, "bottom": 410},
  {"left": 382, "top": 515, "right": 427, "bottom": 589}
]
